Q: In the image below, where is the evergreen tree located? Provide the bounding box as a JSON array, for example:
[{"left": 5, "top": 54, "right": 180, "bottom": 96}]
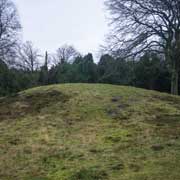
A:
[{"left": 39, "top": 51, "right": 49, "bottom": 85}]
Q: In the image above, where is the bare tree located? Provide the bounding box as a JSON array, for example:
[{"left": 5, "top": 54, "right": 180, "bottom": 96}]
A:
[
  {"left": 105, "top": 0, "right": 180, "bottom": 95},
  {"left": 0, "top": 0, "right": 21, "bottom": 64},
  {"left": 17, "top": 41, "right": 41, "bottom": 72},
  {"left": 54, "top": 44, "right": 80, "bottom": 64}
]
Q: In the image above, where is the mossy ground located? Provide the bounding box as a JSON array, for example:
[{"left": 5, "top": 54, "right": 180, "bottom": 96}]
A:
[{"left": 0, "top": 84, "right": 180, "bottom": 180}]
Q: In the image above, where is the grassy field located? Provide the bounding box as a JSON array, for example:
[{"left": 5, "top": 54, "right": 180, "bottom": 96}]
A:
[{"left": 0, "top": 84, "right": 180, "bottom": 180}]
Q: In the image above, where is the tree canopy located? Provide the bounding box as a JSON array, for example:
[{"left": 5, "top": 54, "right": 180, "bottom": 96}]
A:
[{"left": 105, "top": 0, "right": 180, "bottom": 94}]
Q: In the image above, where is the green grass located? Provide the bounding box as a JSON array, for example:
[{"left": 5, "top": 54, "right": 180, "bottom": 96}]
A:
[{"left": 0, "top": 83, "right": 180, "bottom": 180}]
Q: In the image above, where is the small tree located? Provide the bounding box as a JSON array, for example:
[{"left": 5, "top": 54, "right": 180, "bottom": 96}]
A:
[
  {"left": 17, "top": 41, "right": 40, "bottom": 72},
  {"left": 54, "top": 44, "right": 80, "bottom": 64},
  {"left": 39, "top": 51, "right": 49, "bottom": 85}
]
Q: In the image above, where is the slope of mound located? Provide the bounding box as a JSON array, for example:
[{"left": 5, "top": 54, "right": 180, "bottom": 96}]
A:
[{"left": 0, "top": 84, "right": 180, "bottom": 180}]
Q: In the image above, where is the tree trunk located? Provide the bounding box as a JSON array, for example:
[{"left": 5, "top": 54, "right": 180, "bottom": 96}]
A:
[{"left": 171, "top": 61, "right": 179, "bottom": 95}]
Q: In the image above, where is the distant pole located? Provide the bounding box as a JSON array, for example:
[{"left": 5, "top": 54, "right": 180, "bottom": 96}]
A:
[{"left": 45, "top": 51, "right": 48, "bottom": 70}]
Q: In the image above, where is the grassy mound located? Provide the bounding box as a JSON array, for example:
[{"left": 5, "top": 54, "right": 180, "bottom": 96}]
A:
[{"left": 0, "top": 84, "right": 180, "bottom": 180}]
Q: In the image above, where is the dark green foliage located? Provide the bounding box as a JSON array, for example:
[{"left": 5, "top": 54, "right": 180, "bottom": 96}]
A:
[
  {"left": 80, "top": 53, "right": 98, "bottom": 83},
  {"left": 0, "top": 52, "right": 173, "bottom": 96},
  {"left": 39, "top": 51, "right": 49, "bottom": 85},
  {"left": 133, "top": 53, "right": 171, "bottom": 92},
  {"left": 0, "top": 61, "right": 32, "bottom": 96},
  {"left": 97, "top": 54, "right": 115, "bottom": 83},
  {"left": 39, "top": 66, "right": 49, "bottom": 85},
  {"left": 0, "top": 60, "right": 12, "bottom": 96},
  {"left": 48, "top": 54, "right": 97, "bottom": 84},
  {"left": 0, "top": 60, "right": 39, "bottom": 96}
]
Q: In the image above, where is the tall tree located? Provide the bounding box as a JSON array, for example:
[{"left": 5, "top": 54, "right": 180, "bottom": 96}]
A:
[
  {"left": 134, "top": 53, "right": 170, "bottom": 91},
  {"left": 98, "top": 54, "right": 115, "bottom": 79},
  {"left": 105, "top": 0, "right": 180, "bottom": 95},
  {"left": 81, "top": 53, "right": 97, "bottom": 83},
  {"left": 0, "top": 0, "right": 21, "bottom": 64}
]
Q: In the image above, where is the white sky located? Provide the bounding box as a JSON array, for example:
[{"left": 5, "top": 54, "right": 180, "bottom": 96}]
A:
[{"left": 14, "top": 0, "right": 109, "bottom": 57}]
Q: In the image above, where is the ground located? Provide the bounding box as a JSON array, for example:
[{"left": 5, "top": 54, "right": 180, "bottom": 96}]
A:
[{"left": 0, "top": 84, "right": 180, "bottom": 180}]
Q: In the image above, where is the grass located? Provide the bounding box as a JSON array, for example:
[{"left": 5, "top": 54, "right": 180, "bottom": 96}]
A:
[{"left": 0, "top": 83, "right": 180, "bottom": 180}]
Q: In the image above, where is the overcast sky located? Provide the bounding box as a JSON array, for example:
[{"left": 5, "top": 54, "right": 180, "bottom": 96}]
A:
[{"left": 14, "top": 0, "right": 109, "bottom": 57}]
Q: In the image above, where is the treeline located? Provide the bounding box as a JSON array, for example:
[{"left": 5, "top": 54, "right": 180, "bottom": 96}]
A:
[
  {"left": 0, "top": 0, "right": 174, "bottom": 96},
  {"left": 0, "top": 51, "right": 172, "bottom": 96}
]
